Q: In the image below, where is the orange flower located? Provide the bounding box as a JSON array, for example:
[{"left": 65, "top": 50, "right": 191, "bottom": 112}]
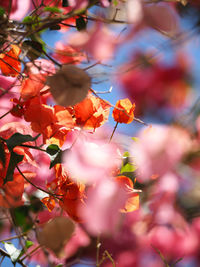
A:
[
  {"left": 112, "top": 98, "right": 135, "bottom": 124},
  {"left": 41, "top": 196, "right": 56, "bottom": 212},
  {"left": 46, "top": 164, "right": 86, "bottom": 222},
  {"left": 0, "top": 45, "right": 21, "bottom": 76},
  {"left": 20, "top": 73, "right": 47, "bottom": 101},
  {"left": 0, "top": 172, "right": 24, "bottom": 208},
  {"left": 115, "top": 176, "right": 139, "bottom": 213},
  {"left": 74, "top": 93, "right": 110, "bottom": 129},
  {"left": 0, "top": 145, "right": 24, "bottom": 208},
  {"left": 24, "top": 97, "right": 55, "bottom": 134}
]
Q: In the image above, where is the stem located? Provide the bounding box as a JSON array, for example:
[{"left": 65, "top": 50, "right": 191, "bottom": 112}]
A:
[
  {"left": 20, "top": 245, "right": 42, "bottom": 262},
  {"left": 16, "top": 166, "right": 63, "bottom": 198},
  {"left": 134, "top": 117, "right": 148, "bottom": 126},
  {"left": 0, "top": 248, "right": 27, "bottom": 267},
  {"left": 104, "top": 250, "right": 116, "bottom": 267},
  {"left": 19, "top": 144, "right": 46, "bottom": 152},
  {"left": 84, "top": 61, "right": 101, "bottom": 71},
  {"left": 96, "top": 235, "right": 101, "bottom": 267},
  {"left": 0, "top": 110, "right": 11, "bottom": 120},
  {"left": 0, "top": 233, "right": 27, "bottom": 243},
  {"left": 109, "top": 122, "right": 118, "bottom": 142}
]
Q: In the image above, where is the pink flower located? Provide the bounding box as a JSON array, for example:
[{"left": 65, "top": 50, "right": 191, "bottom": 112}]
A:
[
  {"left": 125, "top": 1, "right": 179, "bottom": 39},
  {"left": 25, "top": 59, "right": 55, "bottom": 76},
  {"left": 1, "top": 0, "right": 31, "bottom": 20},
  {"left": 79, "top": 179, "right": 128, "bottom": 235},
  {"left": 148, "top": 225, "right": 177, "bottom": 257},
  {"left": 69, "top": 22, "right": 117, "bottom": 61},
  {"left": 131, "top": 125, "right": 191, "bottom": 182},
  {"left": 68, "top": 0, "right": 88, "bottom": 9},
  {"left": 63, "top": 135, "right": 121, "bottom": 184},
  {"left": 68, "top": 0, "right": 110, "bottom": 9},
  {"left": 64, "top": 225, "right": 90, "bottom": 258}
]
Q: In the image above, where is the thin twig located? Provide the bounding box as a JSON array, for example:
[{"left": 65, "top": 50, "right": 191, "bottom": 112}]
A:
[
  {"left": 0, "top": 247, "right": 28, "bottom": 267},
  {"left": 96, "top": 235, "right": 101, "bottom": 267},
  {"left": 109, "top": 122, "right": 118, "bottom": 142},
  {"left": 16, "top": 166, "right": 63, "bottom": 198},
  {"left": 0, "top": 233, "right": 27, "bottom": 243}
]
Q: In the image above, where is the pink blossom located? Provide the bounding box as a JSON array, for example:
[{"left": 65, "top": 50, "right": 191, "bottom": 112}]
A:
[
  {"left": 24, "top": 152, "right": 55, "bottom": 194},
  {"left": 68, "top": 0, "right": 88, "bottom": 9},
  {"left": 131, "top": 125, "right": 191, "bottom": 182},
  {"left": 79, "top": 179, "right": 128, "bottom": 235},
  {"left": 64, "top": 225, "right": 90, "bottom": 259},
  {"left": 63, "top": 136, "right": 121, "bottom": 184},
  {"left": 1, "top": 0, "right": 31, "bottom": 20},
  {"left": 0, "top": 76, "right": 22, "bottom": 126},
  {"left": 156, "top": 172, "right": 179, "bottom": 194},
  {"left": 68, "top": 0, "right": 110, "bottom": 9},
  {"left": 25, "top": 59, "right": 56, "bottom": 76},
  {"left": 69, "top": 22, "right": 117, "bottom": 61},
  {"left": 174, "top": 227, "right": 199, "bottom": 257},
  {"left": 148, "top": 225, "right": 176, "bottom": 257},
  {"left": 125, "top": 1, "right": 179, "bottom": 39}
]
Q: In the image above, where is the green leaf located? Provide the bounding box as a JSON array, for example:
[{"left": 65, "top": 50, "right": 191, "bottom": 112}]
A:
[
  {"left": 6, "top": 133, "right": 40, "bottom": 151},
  {"left": 4, "top": 152, "right": 24, "bottom": 184},
  {"left": 50, "top": 150, "right": 63, "bottom": 169},
  {"left": 46, "top": 144, "right": 64, "bottom": 168},
  {"left": 25, "top": 240, "right": 33, "bottom": 249},
  {"left": 23, "top": 16, "right": 33, "bottom": 23},
  {"left": 76, "top": 16, "right": 87, "bottom": 31},
  {"left": 0, "top": 142, "right": 5, "bottom": 167},
  {"left": 121, "top": 163, "right": 137, "bottom": 174},
  {"left": 113, "top": 0, "right": 119, "bottom": 6},
  {"left": 13, "top": 206, "right": 33, "bottom": 232},
  {"left": 46, "top": 144, "right": 60, "bottom": 155},
  {"left": 0, "top": 7, "right": 5, "bottom": 17},
  {"left": 4, "top": 242, "right": 21, "bottom": 263},
  {"left": 56, "top": 264, "right": 63, "bottom": 267},
  {"left": 44, "top": 6, "right": 62, "bottom": 13},
  {"left": 121, "top": 151, "right": 137, "bottom": 174},
  {"left": 131, "top": 137, "right": 139, "bottom": 142}
]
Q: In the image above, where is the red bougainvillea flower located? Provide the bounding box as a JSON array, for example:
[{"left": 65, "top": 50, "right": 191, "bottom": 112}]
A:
[
  {"left": 20, "top": 59, "right": 55, "bottom": 101},
  {"left": 20, "top": 74, "right": 47, "bottom": 101},
  {"left": 115, "top": 176, "right": 140, "bottom": 213},
  {"left": 0, "top": 45, "right": 21, "bottom": 77},
  {"left": 73, "top": 93, "right": 110, "bottom": 130},
  {"left": 45, "top": 164, "right": 86, "bottom": 222},
  {"left": 119, "top": 52, "right": 190, "bottom": 116},
  {"left": 112, "top": 98, "right": 135, "bottom": 124},
  {"left": 24, "top": 97, "right": 55, "bottom": 134},
  {"left": 53, "top": 42, "right": 85, "bottom": 65},
  {"left": 0, "top": 171, "right": 25, "bottom": 208},
  {"left": 24, "top": 97, "right": 74, "bottom": 145},
  {"left": 0, "top": 158, "right": 34, "bottom": 208},
  {"left": 0, "top": 122, "right": 37, "bottom": 167},
  {"left": 0, "top": 121, "right": 38, "bottom": 208}
]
